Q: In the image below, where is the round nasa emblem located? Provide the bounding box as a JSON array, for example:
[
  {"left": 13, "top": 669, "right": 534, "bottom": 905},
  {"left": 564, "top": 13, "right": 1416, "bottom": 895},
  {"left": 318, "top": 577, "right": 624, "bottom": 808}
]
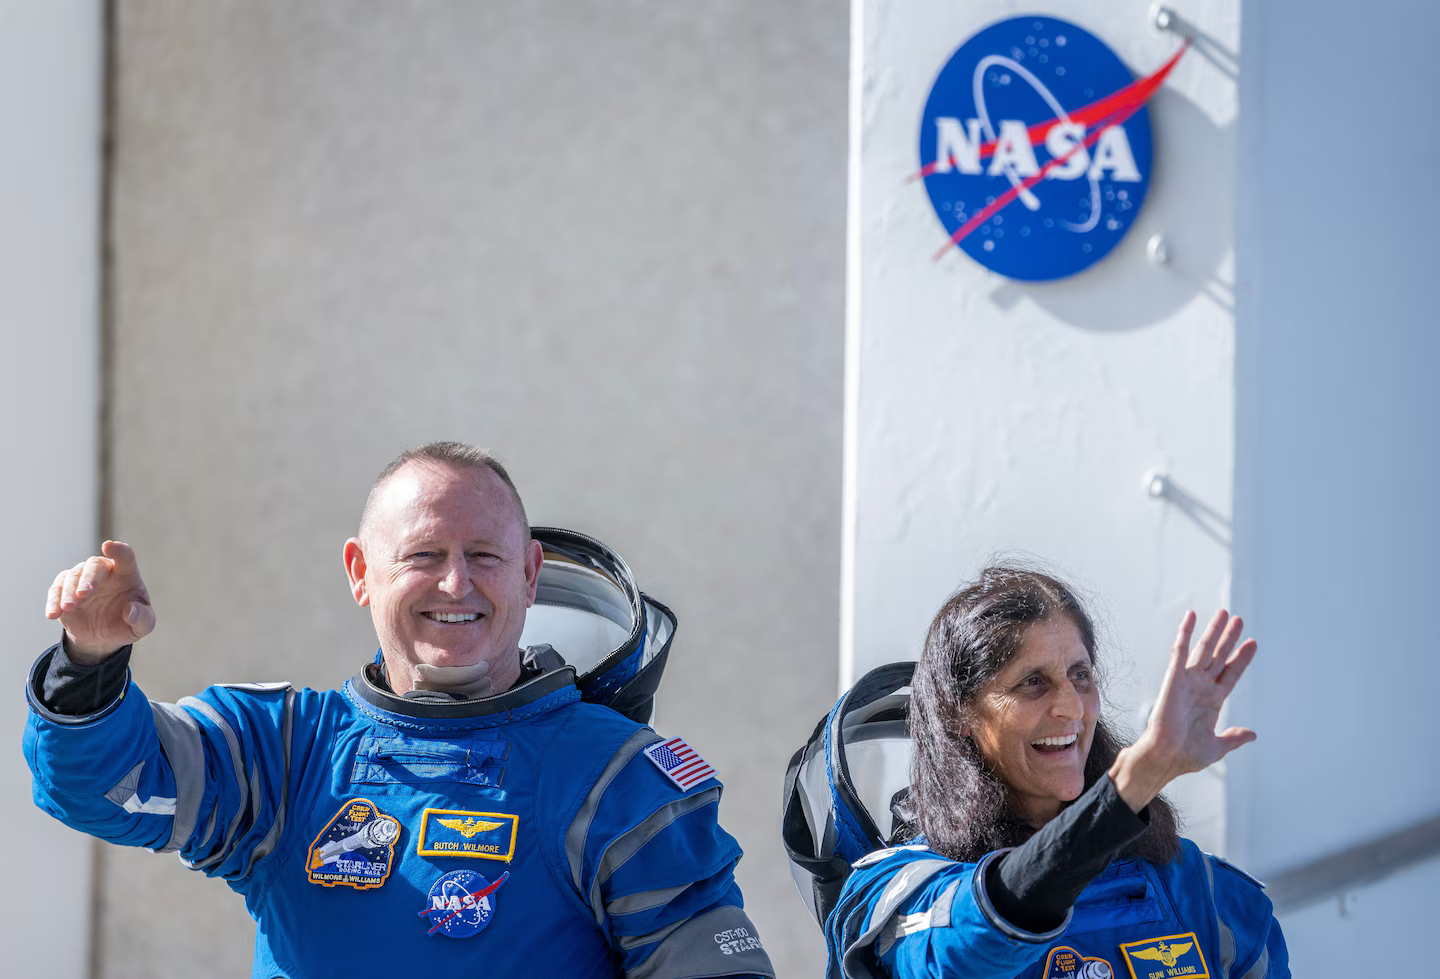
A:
[
  {"left": 419, "top": 869, "right": 509, "bottom": 939},
  {"left": 919, "top": 16, "right": 1160, "bottom": 280}
]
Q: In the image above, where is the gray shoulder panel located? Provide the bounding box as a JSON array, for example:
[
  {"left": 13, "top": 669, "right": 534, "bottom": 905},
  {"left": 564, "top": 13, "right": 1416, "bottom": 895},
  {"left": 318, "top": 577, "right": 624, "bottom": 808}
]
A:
[{"left": 625, "top": 905, "right": 774, "bottom": 979}]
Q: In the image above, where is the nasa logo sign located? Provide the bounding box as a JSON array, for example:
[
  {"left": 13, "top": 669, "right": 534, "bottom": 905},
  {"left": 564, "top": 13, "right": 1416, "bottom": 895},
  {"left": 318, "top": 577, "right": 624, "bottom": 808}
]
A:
[{"left": 919, "top": 16, "right": 1185, "bottom": 280}]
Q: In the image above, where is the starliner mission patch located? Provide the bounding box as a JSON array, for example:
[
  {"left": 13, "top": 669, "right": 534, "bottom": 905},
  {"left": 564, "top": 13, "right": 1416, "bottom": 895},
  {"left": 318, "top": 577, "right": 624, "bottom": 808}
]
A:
[{"left": 306, "top": 798, "right": 401, "bottom": 889}]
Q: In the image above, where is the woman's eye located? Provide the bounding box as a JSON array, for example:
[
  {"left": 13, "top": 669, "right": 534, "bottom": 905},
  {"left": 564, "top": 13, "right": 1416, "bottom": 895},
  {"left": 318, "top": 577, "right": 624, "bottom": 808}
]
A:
[{"left": 1020, "top": 675, "right": 1045, "bottom": 688}]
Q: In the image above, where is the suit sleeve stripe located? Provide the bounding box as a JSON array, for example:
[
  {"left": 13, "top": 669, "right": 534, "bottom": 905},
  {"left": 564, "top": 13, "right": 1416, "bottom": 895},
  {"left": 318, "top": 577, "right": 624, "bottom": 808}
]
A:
[
  {"left": 875, "top": 878, "right": 961, "bottom": 957},
  {"left": 1203, "top": 853, "right": 1238, "bottom": 979},
  {"left": 565, "top": 728, "right": 662, "bottom": 892},
  {"left": 242, "top": 688, "right": 294, "bottom": 875},
  {"left": 1239, "top": 944, "right": 1270, "bottom": 979},
  {"left": 587, "top": 787, "right": 722, "bottom": 924},
  {"left": 606, "top": 881, "right": 692, "bottom": 918},
  {"left": 148, "top": 702, "right": 208, "bottom": 853},
  {"left": 177, "top": 697, "right": 252, "bottom": 869}
]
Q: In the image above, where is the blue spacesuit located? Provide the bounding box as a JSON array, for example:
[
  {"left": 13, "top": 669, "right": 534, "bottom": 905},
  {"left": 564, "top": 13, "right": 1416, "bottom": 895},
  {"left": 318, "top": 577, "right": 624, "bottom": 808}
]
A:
[
  {"left": 825, "top": 838, "right": 1286, "bottom": 979},
  {"left": 25, "top": 649, "right": 773, "bottom": 979}
]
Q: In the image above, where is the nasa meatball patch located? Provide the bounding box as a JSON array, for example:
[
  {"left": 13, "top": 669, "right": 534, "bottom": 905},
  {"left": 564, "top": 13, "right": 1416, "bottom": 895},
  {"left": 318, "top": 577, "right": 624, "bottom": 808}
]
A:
[
  {"left": 1045, "top": 945, "right": 1115, "bottom": 978},
  {"left": 419, "top": 869, "right": 510, "bottom": 938},
  {"left": 306, "top": 798, "right": 401, "bottom": 889}
]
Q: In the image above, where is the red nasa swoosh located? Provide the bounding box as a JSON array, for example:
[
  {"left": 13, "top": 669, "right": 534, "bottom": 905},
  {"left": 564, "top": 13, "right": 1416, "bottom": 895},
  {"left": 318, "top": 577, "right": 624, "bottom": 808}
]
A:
[{"left": 916, "top": 40, "right": 1190, "bottom": 258}]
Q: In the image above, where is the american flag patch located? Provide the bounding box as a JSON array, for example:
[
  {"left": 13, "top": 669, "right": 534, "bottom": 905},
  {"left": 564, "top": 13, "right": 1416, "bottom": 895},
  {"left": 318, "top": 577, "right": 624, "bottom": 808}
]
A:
[{"left": 643, "top": 737, "right": 716, "bottom": 791}]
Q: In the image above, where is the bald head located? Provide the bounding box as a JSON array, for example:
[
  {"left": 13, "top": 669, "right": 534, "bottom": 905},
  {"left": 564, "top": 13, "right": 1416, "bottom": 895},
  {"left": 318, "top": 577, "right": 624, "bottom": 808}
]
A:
[{"left": 359, "top": 442, "right": 529, "bottom": 546}]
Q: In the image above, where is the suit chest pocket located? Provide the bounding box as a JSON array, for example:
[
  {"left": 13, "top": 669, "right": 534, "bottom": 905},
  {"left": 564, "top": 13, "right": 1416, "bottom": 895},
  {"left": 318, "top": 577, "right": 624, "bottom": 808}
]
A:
[
  {"left": 351, "top": 731, "right": 509, "bottom": 788},
  {"left": 1068, "top": 860, "right": 1174, "bottom": 934}
]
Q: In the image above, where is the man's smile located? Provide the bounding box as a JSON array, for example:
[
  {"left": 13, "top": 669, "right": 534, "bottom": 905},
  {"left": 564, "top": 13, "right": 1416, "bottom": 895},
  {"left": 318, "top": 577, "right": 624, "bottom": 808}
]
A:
[{"left": 422, "top": 612, "right": 482, "bottom": 623}]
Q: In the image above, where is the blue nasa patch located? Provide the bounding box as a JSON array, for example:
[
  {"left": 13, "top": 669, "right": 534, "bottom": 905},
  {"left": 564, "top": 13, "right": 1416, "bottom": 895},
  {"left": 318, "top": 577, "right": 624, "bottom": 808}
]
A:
[
  {"left": 919, "top": 16, "right": 1181, "bottom": 280},
  {"left": 418, "top": 869, "right": 510, "bottom": 938}
]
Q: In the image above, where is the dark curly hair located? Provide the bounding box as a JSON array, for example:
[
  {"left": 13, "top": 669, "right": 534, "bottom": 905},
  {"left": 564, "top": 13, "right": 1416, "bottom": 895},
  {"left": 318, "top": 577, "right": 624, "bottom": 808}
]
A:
[{"left": 906, "top": 566, "right": 1179, "bottom": 865}]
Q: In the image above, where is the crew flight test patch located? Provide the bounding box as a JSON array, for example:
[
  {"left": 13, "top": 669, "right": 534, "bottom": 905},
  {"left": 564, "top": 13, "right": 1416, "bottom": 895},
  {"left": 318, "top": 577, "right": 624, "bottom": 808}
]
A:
[
  {"left": 306, "top": 798, "right": 401, "bottom": 890},
  {"left": 1045, "top": 944, "right": 1115, "bottom": 978}
]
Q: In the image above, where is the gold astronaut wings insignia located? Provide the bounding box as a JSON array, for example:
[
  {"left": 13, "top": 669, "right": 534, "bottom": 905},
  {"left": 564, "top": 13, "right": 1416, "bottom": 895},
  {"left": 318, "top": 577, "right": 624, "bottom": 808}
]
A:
[
  {"left": 1131, "top": 941, "right": 1193, "bottom": 968},
  {"left": 436, "top": 816, "right": 506, "bottom": 839}
]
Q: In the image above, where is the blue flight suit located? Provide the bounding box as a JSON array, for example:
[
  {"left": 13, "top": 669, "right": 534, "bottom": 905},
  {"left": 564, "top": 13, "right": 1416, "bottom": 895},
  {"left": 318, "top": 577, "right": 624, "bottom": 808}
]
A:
[
  {"left": 826, "top": 840, "right": 1287, "bottom": 979},
  {"left": 25, "top": 648, "right": 773, "bottom": 979}
]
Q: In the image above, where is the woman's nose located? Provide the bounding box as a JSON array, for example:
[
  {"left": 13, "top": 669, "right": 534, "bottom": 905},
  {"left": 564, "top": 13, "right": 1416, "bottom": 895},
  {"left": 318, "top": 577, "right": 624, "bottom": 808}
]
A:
[{"left": 1052, "top": 682, "right": 1084, "bottom": 720}]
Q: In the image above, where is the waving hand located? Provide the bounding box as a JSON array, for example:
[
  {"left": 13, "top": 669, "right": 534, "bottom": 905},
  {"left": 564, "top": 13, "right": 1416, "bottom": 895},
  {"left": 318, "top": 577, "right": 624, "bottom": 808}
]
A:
[
  {"left": 1109, "top": 610, "right": 1258, "bottom": 812},
  {"left": 45, "top": 540, "right": 155, "bottom": 664}
]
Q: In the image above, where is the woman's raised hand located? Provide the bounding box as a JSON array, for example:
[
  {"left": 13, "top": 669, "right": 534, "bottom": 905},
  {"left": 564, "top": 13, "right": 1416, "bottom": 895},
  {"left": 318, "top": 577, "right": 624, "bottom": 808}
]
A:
[{"left": 1108, "top": 610, "right": 1258, "bottom": 813}]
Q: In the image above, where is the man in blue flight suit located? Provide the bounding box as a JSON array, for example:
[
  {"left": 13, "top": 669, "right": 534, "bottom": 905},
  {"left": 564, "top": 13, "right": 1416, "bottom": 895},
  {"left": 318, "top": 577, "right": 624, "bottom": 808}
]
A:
[{"left": 25, "top": 441, "right": 773, "bottom": 979}]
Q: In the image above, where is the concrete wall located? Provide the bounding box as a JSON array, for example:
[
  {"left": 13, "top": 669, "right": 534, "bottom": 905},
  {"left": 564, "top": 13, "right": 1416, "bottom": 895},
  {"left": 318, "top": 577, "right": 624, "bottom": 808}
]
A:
[
  {"left": 102, "top": 2, "right": 844, "bottom": 976},
  {"left": 1230, "top": 0, "right": 1440, "bottom": 971},
  {"left": 0, "top": 2, "right": 102, "bottom": 976},
  {"left": 847, "top": 0, "right": 1241, "bottom": 854}
]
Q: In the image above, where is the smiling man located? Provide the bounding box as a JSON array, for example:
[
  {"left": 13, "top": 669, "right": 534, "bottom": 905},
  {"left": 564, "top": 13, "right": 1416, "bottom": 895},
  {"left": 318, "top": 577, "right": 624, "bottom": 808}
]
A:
[{"left": 24, "top": 442, "right": 773, "bottom": 979}]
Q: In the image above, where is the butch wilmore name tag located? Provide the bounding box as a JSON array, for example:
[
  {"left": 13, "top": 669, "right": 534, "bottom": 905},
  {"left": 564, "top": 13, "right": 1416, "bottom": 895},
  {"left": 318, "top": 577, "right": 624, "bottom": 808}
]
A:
[{"left": 416, "top": 808, "right": 519, "bottom": 862}]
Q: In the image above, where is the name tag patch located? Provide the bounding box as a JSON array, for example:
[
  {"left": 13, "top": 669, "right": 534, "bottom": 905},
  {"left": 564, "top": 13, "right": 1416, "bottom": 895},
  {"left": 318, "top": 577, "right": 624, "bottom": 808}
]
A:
[
  {"left": 1120, "top": 932, "right": 1209, "bottom": 979},
  {"left": 416, "top": 808, "right": 519, "bottom": 862},
  {"left": 307, "top": 798, "right": 401, "bottom": 890},
  {"left": 419, "top": 869, "right": 509, "bottom": 938},
  {"left": 1045, "top": 945, "right": 1115, "bottom": 978}
]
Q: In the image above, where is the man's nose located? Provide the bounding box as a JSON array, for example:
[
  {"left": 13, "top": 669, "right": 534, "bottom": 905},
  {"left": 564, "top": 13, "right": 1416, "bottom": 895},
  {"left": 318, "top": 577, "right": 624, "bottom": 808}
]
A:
[{"left": 438, "top": 557, "right": 472, "bottom": 598}]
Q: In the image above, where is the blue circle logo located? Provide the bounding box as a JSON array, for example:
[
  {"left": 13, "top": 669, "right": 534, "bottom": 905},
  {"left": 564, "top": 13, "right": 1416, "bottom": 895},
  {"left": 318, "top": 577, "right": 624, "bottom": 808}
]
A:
[
  {"left": 919, "top": 17, "right": 1170, "bottom": 280},
  {"left": 419, "top": 869, "right": 508, "bottom": 939}
]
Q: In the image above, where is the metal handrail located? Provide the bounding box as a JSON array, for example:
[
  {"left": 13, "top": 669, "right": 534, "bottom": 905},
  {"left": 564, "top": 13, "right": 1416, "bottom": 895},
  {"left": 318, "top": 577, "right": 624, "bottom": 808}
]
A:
[{"left": 1264, "top": 810, "right": 1440, "bottom": 914}]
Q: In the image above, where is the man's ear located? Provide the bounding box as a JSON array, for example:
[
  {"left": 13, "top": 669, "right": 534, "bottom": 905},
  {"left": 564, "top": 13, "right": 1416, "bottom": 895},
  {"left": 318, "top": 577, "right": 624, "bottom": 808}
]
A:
[
  {"left": 343, "top": 538, "right": 370, "bottom": 606},
  {"left": 523, "top": 538, "right": 544, "bottom": 607}
]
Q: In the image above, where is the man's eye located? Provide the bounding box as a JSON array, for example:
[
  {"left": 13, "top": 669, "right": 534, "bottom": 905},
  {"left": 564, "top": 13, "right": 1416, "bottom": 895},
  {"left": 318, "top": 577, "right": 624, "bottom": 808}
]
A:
[
  {"left": 1020, "top": 675, "right": 1045, "bottom": 688},
  {"left": 410, "top": 551, "right": 437, "bottom": 560}
]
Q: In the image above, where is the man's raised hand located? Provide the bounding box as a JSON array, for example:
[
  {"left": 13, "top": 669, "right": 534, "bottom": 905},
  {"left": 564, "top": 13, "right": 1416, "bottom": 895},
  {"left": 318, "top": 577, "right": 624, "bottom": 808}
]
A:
[{"left": 45, "top": 540, "right": 155, "bottom": 664}]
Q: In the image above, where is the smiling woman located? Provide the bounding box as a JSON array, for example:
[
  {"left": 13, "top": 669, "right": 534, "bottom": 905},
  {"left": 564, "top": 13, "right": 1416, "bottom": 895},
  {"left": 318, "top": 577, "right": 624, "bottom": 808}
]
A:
[{"left": 823, "top": 567, "right": 1289, "bottom": 979}]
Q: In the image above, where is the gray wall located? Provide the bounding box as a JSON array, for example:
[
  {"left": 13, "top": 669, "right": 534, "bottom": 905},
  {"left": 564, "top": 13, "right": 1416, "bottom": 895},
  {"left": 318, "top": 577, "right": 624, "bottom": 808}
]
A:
[
  {"left": 1231, "top": 0, "right": 1440, "bottom": 972},
  {"left": 1, "top": 3, "right": 101, "bottom": 976},
  {"left": 1226, "top": 0, "right": 1440, "bottom": 967},
  {"left": 105, "top": 3, "right": 844, "bottom": 976}
]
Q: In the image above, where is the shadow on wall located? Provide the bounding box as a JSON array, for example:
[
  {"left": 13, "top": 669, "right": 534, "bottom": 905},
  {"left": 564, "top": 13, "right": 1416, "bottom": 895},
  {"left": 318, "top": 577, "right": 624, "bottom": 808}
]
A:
[{"left": 987, "top": 89, "right": 1236, "bottom": 332}]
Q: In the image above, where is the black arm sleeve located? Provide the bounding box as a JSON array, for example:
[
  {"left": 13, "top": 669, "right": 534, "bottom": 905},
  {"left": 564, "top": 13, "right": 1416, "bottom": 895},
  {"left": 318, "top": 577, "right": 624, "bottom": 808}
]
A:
[
  {"left": 985, "top": 775, "right": 1149, "bottom": 933},
  {"left": 32, "top": 639, "right": 134, "bottom": 716}
]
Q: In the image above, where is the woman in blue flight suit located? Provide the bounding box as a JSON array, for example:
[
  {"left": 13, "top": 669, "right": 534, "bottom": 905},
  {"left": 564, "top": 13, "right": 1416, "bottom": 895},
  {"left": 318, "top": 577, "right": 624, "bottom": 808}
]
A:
[{"left": 825, "top": 567, "right": 1288, "bottom": 979}]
